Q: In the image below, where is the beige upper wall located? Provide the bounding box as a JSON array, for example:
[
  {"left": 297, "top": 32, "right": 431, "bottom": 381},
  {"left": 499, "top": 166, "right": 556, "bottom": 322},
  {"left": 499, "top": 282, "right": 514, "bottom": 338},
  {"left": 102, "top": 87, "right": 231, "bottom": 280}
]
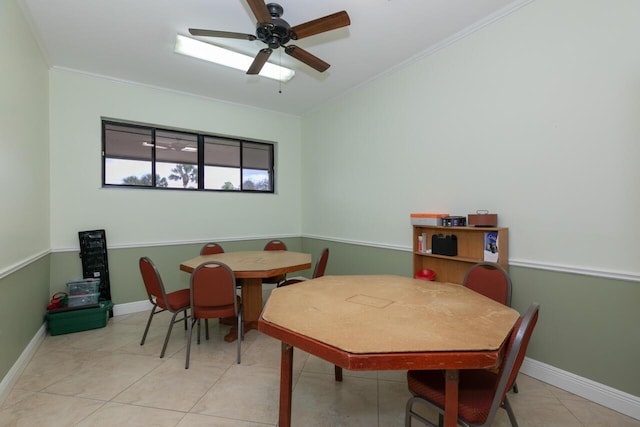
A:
[
  {"left": 301, "top": 0, "right": 640, "bottom": 277},
  {"left": 48, "top": 70, "right": 303, "bottom": 250},
  {"left": 0, "top": 0, "right": 49, "bottom": 272}
]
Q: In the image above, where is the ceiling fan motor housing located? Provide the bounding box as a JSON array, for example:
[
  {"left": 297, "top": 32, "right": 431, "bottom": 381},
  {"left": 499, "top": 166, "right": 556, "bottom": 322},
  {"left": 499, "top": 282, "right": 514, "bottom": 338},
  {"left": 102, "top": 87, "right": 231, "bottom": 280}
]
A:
[
  {"left": 256, "top": 3, "right": 291, "bottom": 48},
  {"left": 256, "top": 19, "right": 291, "bottom": 48}
]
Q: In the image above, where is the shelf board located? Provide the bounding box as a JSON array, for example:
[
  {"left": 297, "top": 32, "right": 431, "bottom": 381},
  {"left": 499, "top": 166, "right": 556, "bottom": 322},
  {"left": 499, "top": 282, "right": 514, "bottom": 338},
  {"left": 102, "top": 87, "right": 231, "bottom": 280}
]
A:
[{"left": 414, "top": 252, "right": 482, "bottom": 264}]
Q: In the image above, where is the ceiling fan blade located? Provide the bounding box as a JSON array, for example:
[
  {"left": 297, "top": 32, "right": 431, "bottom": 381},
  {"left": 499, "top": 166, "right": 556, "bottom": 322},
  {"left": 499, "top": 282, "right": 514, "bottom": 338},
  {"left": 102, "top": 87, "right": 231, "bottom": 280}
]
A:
[
  {"left": 291, "top": 11, "right": 350, "bottom": 40},
  {"left": 189, "top": 29, "right": 257, "bottom": 41},
  {"left": 285, "top": 45, "right": 330, "bottom": 72},
  {"left": 246, "top": 0, "right": 272, "bottom": 24},
  {"left": 247, "top": 48, "right": 273, "bottom": 74}
]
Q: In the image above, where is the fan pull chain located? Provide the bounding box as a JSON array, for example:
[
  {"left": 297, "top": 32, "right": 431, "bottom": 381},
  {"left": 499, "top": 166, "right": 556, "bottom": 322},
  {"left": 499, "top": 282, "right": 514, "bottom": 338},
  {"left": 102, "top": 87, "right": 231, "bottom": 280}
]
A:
[{"left": 278, "top": 50, "right": 282, "bottom": 94}]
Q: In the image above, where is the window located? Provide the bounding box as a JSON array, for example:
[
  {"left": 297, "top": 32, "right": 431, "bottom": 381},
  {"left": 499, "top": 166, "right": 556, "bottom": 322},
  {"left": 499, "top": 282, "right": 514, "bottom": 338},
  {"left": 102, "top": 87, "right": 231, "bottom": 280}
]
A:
[{"left": 102, "top": 120, "right": 274, "bottom": 192}]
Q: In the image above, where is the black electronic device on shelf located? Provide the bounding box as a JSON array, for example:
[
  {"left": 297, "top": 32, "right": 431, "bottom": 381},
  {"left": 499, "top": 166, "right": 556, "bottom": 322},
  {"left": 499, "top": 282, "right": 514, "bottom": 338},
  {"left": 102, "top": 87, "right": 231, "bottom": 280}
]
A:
[{"left": 431, "top": 234, "right": 458, "bottom": 256}]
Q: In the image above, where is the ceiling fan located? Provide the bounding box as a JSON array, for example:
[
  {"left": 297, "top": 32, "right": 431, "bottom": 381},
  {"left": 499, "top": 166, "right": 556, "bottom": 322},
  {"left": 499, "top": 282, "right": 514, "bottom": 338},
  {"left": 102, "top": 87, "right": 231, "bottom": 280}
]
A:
[{"left": 189, "top": 0, "right": 350, "bottom": 75}]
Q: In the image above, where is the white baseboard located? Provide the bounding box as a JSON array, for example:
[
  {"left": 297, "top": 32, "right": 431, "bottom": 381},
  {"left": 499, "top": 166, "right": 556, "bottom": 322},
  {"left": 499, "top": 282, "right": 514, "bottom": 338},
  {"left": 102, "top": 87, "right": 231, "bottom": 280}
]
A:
[
  {"left": 2, "top": 305, "right": 638, "bottom": 422},
  {"left": 0, "top": 300, "right": 150, "bottom": 406},
  {"left": 0, "top": 323, "right": 47, "bottom": 405},
  {"left": 112, "top": 300, "right": 152, "bottom": 316},
  {"left": 521, "top": 357, "right": 640, "bottom": 420}
]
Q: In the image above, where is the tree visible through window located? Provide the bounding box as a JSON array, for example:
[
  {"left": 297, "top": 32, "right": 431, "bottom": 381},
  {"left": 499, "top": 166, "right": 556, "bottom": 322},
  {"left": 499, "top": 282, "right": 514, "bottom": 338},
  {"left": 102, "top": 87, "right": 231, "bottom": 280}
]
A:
[{"left": 102, "top": 121, "right": 274, "bottom": 192}]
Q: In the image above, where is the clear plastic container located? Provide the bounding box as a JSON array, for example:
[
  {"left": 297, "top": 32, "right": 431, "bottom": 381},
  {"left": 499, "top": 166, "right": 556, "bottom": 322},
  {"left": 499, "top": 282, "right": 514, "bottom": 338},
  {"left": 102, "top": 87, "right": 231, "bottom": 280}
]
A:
[
  {"left": 68, "top": 292, "right": 100, "bottom": 307},
  {"left": 66, "top": 279, "right": 100, "bottom": 295}
]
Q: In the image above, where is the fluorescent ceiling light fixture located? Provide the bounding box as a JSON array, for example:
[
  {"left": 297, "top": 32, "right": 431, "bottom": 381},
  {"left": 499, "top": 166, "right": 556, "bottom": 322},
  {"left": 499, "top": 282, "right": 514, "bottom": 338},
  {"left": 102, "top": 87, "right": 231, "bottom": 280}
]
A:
[
  {"left": 174, "top": 34, "right": 295, "bottom": 82},
  {"left": 142, "top": 141, "right": 196, "bottom": 152},
  {"left": 142, "top": 142, "right": 167, "bottom": 149}
]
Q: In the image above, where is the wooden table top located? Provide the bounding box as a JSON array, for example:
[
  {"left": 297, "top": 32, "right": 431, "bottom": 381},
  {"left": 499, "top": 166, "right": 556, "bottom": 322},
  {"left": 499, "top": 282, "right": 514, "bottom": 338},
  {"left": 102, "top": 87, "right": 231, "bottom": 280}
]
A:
[
  {"left": 261, "top": 275, "right": 519, "bottom": 354},
  {"left": 180, "top": 250, "right": 312, "bottom": 278}
]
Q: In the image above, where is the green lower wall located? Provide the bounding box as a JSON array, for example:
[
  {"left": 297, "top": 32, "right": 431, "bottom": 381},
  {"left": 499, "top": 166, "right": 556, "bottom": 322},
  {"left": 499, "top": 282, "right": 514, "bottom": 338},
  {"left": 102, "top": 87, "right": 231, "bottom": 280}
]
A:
[
  {"left": 302, "top": 238, "right": 412, "bottom": 277},
  {"left": 508, "top": 266, "right": 640, "bottom": 395},
  {"left": 2, "top": 238, "right": 639, "bottom": 400},
  {"left": 0, "top": 257, "right": 50, "bottom": 382}
]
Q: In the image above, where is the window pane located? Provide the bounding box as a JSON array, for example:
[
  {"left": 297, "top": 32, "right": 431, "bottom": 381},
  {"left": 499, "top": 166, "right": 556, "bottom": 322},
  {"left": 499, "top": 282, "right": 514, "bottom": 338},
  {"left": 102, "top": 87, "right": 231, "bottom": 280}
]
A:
[
  {"left": 205, "top": 166, "right": 241, "bottom": 190},
  {"left": 104, "top": 123, "right": 153, "bottom": 186},
  {"left": 104, "top": 159, "right": 153, "bottom": 185},
  {"left": 204, "top": 137, "right": 241, "bottom": 190},
  {"left": 242, "top": 142, "right": 273, "bottom": 191},
  {"left": 243, "top": 142, "right": 272, "bottom": 169},
  {"left": 156, "top": 131, "right": 198, "bottom": 189},
  {"left": 204, "top": 137, "right": 240, "bottom": 167},
  {"left": 242, "top": 168, "right": 271, "bottom": 191}
]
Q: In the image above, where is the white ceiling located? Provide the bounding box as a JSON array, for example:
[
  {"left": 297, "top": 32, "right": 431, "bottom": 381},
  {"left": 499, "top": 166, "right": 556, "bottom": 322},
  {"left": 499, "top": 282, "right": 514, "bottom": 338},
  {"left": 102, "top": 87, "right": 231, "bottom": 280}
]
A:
[{"left": 19, "top": 0, "right": 527, "bottom": 116}]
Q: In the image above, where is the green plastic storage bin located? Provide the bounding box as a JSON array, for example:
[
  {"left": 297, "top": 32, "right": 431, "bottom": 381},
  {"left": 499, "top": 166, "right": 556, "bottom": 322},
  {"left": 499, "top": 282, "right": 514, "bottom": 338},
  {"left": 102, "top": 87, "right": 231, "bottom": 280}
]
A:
[{"left": 46, "top": 300, "right": 113, "bottom": 336}]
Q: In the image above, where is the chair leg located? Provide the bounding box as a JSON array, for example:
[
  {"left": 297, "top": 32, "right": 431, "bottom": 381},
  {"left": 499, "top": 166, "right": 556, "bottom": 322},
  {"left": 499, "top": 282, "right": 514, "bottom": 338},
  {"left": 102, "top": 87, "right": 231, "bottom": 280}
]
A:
[
  {"left": 405, "top": 397, "right": 412, "bottom": 427},
  {"left": 185, "top": 317, "right": 196, "bottom": 369},
  {"left": 503, "top": 396, "right": 519, "bottom": 427},
  {"left": 140, "top": 304, "right": 157, "bottom": 346},
  {"left": 205, "top": 319, "right": 209, "bottom": 340},
  {"left": 405, "top": 396, "right": 439, "bottom": 427},
  {"left": 160, "top": 309, "right": 181, "bottom": 358},
  {"left": 236, "top": 311, "right": 242, "bottom": 364},
  {"left": 512, "top": 381, "right": 519, "bottom": 393},
  {"left": 197, "top": 319, "right": 201, "bottom": 345}
]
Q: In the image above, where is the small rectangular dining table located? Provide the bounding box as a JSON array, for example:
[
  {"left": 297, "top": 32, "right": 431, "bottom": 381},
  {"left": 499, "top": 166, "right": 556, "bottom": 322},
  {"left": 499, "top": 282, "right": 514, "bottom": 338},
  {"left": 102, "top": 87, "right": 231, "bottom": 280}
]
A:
[
  {"left": 258, "top": 274, "right": 520, "bottom": 427},
  {"left": 180, "top": 250, "right": 311, "bottom": 341}
]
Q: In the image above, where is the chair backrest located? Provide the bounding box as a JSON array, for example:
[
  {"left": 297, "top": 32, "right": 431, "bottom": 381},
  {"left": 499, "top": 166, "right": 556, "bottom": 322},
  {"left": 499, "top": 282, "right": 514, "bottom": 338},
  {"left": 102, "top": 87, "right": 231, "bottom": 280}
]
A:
[
  {"left": 190, "top": 261, "right": 239, "bottom": 318},
  {"left": 264, "top": 239, "right": 287, "bottom": 251},
  {"left": 200, "top": 242, "right": 225, "bottom": 255},
  {"left": 463, "top": 262, "right": 512, "bottom": 306},
  {"left": 312, "top": 248, "right": 330, "bottom": 279},
  {"left": 486, "top": 303, "right": 540, "bottom": 423},
  {"left": 139, "top": 257, "right": 169, "bottom": 306}
]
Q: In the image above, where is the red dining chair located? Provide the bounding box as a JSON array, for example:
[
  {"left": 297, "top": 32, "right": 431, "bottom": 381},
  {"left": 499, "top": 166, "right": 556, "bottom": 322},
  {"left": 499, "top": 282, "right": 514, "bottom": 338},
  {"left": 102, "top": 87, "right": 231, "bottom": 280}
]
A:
[
  {"left": 139, "top": 257, "right": 190, "bottom": 358},
  {"left": 264, "top": 239, "right": 287, "bottom": 251},
  {"left": 185, "top": 261, "right": 243, "bottom": 368},
  {"left": 463, "top": 262, "right": 512, "bottom": 306},
  {"left": 200, "top": 242, "right": 225, "bottom": 255},
  {"left": 278, "top": 248, "right": 329, "bottom": 287},
  {"left": 262, "top": 239, "right": 288, "bottom": 286},
  {"left": 200, "top": 241, "right": 232, "bottom": 334},
  {"left": 462, "top": 262, "right": 519, "bottom": 393},
  {"left": 405, "top": 303, "right": 539, "bottom": 427}
]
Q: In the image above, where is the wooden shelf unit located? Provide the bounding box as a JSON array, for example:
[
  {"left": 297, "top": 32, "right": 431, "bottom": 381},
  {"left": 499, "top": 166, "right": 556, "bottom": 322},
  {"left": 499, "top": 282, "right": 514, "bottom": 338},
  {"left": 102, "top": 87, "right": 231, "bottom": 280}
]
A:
[{"left": 413, "top": 225, "right": 509, "bottom": 284}]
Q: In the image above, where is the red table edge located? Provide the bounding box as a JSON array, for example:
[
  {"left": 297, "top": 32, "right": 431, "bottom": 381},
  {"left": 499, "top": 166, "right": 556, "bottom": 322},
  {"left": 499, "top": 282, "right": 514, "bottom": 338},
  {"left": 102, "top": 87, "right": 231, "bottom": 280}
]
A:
[
  {"left": 259, "top": 315, "right": 510, "bottom": 427},
  {"left": 179, "top": 261, "right": 312, "bottom": 276}
]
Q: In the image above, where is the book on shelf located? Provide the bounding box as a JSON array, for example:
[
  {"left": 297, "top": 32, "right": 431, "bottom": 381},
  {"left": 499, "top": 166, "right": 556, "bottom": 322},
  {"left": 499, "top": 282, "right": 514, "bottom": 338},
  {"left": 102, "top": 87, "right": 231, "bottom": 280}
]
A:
[{"left": 484, "top": 231, "right": 499, "bottom": 262}]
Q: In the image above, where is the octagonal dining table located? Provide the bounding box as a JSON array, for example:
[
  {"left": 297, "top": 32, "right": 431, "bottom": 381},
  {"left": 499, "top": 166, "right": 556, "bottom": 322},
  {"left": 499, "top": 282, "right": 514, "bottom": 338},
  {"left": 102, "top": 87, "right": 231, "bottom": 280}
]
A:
[
  {"left": 258, "top": 274, "right": 519, "bottom": 427},
  {"left": 180, "top": 250, "right": 311, "bottom": 341}
]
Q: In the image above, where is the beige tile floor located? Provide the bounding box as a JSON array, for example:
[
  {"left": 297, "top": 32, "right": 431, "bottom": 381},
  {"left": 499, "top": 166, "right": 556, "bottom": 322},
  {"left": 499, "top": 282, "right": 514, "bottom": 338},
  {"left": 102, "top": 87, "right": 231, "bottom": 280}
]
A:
[{"left": 2, "top": 287, "right": 639, "bottom": 426}]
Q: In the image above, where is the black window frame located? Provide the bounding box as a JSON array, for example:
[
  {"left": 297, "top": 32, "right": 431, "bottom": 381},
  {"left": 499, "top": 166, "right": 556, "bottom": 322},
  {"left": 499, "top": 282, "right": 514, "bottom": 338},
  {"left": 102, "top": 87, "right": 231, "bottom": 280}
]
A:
[{"left": 101, "top": 120, "right": 275, "bottom": 193}]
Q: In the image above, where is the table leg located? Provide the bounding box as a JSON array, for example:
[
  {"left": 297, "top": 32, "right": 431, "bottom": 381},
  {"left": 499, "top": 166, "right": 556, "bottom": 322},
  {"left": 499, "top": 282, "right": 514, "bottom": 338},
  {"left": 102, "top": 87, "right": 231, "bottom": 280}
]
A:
[
  {"left": 334, "top": 365, "right": 343, "bottom": 382},
  {"left": 279, "top": 342, "right": 294, "bottom": 427},
  {"left": 225, "top": 277, "right": 262, "bottom": 342},
  {"left": 444, "top": 369, "right": 459, "bottom": 427}
]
